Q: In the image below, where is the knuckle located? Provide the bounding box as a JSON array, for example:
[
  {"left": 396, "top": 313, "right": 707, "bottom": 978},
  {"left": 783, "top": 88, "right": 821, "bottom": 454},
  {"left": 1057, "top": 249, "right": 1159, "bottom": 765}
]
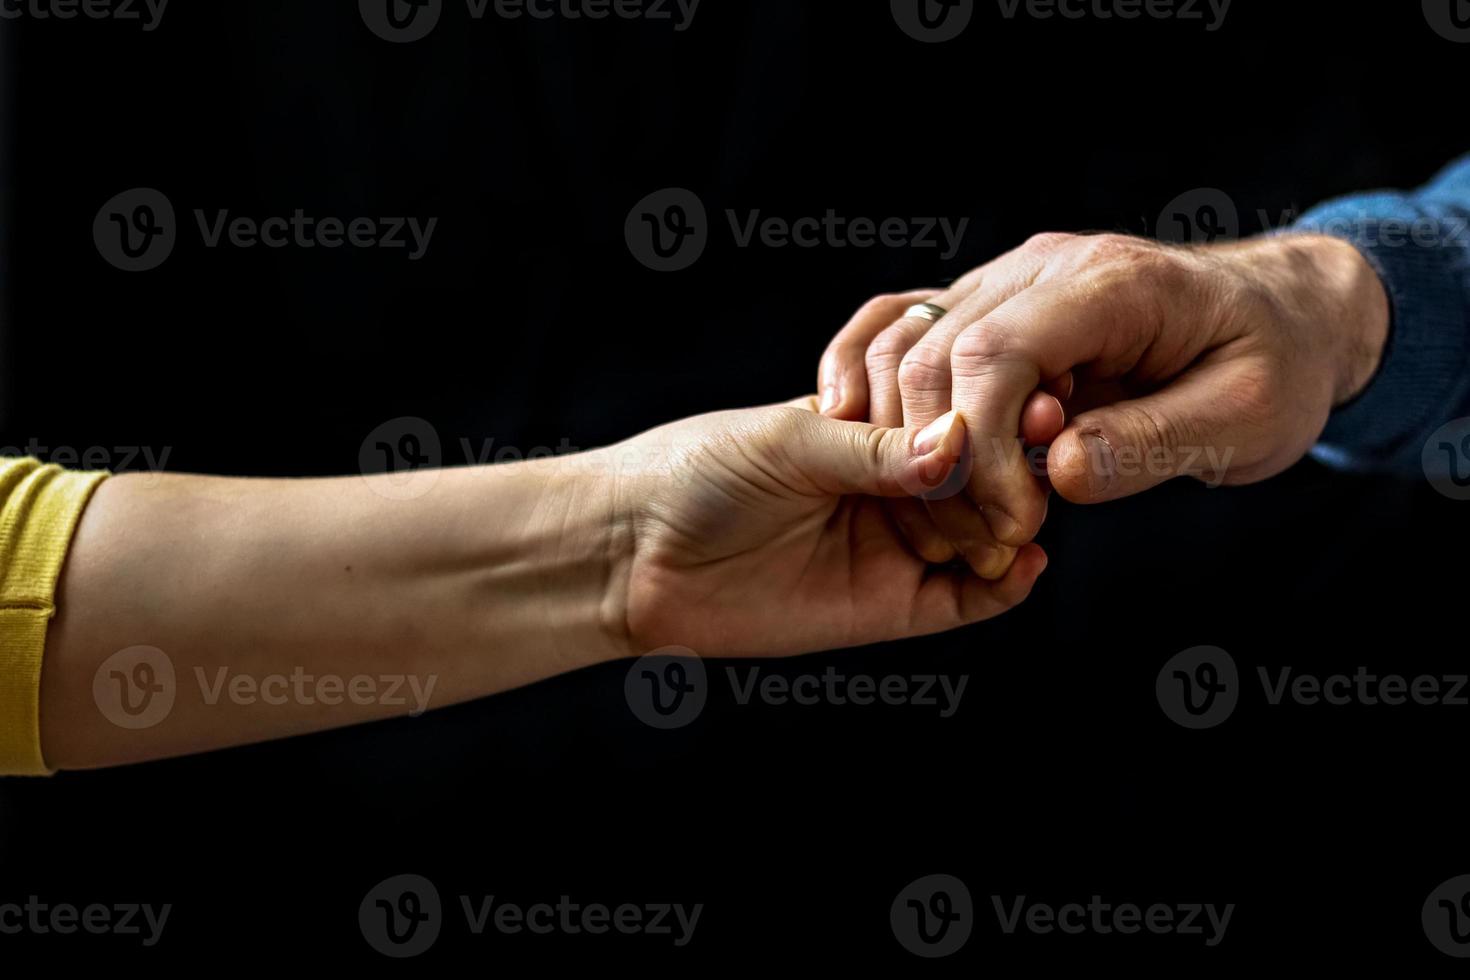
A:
[
  {"left": 866, "top": 326, "right": 913, "bottom": 367},
  {"left": 866, "top": 425, "right": 899, "bottom": 478},
  {"left": 1129, "top": 403, "right": 1184, "bottom": 454},
  {"left": 897, "top": 348, "right": 950, "bottom": 393},
  {"left": 1071, "top": 232, "right": 1143, "bottom": 264},
  {"left": 1023, "top": 231, "right": 1075, "bottom": 254},
  {"left": 1103, "top": 237, "right": 1182, "bottom": 285},
  {"left": 950, "top": 318, "right": 1017, "bottom": 369}
]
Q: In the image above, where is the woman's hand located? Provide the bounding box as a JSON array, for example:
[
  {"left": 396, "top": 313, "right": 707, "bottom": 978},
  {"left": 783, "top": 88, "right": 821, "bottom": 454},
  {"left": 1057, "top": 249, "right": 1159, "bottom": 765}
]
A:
[
  {"left": 42, "top": 398, "right": 1046, "bottom": 770},
  {"left": 817, "top": 232, "right": 1389, "bottom": 553},
  {"left": 598, "top": 399, "right": 1047, "bottom": 659}
]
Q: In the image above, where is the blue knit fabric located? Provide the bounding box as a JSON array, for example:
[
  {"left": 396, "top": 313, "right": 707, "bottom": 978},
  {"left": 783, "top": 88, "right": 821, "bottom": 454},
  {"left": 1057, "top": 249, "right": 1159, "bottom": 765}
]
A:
[{"left": 1292, "top": 155, "right": 1470, "bottom": 475}]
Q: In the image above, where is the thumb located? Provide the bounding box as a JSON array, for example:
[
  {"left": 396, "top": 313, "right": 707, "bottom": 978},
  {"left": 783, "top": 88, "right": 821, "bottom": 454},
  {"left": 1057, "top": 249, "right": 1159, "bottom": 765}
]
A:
[
  {"left": 787, "top": 408, "right": 969, "bottom": 499},
  {"left": 1046, "top": 368, "right": 1243, "bottom": 503}
]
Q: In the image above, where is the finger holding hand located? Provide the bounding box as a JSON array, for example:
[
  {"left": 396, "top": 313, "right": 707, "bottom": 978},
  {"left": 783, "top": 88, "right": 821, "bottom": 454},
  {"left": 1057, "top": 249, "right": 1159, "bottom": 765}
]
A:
[
  {"left": 949, "top": 269, "right": 1162, "bottom": 547},
  {"left": 818, "top": 289, "right": 941, "bottom": 420}
]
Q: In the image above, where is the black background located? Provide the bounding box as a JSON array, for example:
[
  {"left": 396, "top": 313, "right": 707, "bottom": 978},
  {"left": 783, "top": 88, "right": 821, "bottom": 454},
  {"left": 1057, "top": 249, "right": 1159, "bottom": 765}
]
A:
[{"left": 1, "top": 0, "right": 1468, "bottom": 969}]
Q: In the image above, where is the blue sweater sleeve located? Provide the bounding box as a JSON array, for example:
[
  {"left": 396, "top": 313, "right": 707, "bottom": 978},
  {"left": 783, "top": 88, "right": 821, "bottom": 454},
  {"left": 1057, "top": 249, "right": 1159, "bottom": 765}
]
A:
[{"left": 1290, "top": 154, "right": 1470, "bottom": 475}]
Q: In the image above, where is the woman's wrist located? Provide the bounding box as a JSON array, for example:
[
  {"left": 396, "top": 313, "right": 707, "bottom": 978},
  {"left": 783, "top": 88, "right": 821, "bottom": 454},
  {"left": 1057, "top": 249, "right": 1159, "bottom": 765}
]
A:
[{"left": 500, "top": 450, "right": 637, "bottom": 671}]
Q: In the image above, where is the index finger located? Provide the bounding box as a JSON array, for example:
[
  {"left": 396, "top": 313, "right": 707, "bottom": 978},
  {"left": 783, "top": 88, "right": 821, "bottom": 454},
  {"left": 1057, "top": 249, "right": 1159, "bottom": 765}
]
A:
[
  {"left": 818, "top": 289, "right": 941, "bottom": 420},
  {"left": 949, "top": 273, "right": 1158, "bottom": 545}
]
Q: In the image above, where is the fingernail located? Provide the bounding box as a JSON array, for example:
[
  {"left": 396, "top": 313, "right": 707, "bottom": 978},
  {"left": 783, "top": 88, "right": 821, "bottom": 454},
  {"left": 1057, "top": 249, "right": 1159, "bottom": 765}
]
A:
[
  {"left": 819, "top": 384, "right": 839, "bottom": 414},
  {"left": 983, "top": 507, "right": 1022, "bottom": 545},
  {"left": 914, "top": 409, "right": 961, "bottom": 456},
  {"left": 976, "top": 545, "right": 1016, "bottom": 581},
  {"left": 1081, "top": 432, "right": 1116, "bottom": 498}
]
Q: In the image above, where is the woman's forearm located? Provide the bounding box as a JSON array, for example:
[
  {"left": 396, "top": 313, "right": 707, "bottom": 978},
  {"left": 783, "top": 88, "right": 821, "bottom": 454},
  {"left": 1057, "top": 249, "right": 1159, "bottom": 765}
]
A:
[
  {"left": 30, "top": 399, "right": 1044, "bottom": 772},
  {"left": 40, "top": 458, "right": 628, "bottom": 770}
]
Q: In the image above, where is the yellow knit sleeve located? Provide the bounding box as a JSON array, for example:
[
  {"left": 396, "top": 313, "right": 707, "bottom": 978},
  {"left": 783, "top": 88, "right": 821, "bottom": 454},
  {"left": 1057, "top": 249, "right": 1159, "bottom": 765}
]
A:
[{"left": 0, "top": 459, "right": 108, "bottom": 776}]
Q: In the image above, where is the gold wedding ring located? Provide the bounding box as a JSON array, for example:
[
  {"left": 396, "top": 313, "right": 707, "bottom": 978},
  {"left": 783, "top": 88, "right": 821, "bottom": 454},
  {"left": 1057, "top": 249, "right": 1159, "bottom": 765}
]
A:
[{"left": 903, "top": 302, "right": 948, "bottom": 323}]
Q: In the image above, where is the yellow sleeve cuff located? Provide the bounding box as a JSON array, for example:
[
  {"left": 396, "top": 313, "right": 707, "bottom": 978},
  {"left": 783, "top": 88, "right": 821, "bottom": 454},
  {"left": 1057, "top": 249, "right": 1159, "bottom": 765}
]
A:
[{"left": 0, "top": 460, "right": 109, "bottom": 776}]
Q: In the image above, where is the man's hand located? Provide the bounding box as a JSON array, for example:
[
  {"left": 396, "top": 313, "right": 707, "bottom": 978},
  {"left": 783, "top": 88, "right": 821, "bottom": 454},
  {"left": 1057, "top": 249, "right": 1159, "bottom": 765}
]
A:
[
  {"left": 817, "top": 232, "right": 1390, "bottom": 537},
  {"left": 599, "top": 399, "right": 1047, "bottom": 659}
]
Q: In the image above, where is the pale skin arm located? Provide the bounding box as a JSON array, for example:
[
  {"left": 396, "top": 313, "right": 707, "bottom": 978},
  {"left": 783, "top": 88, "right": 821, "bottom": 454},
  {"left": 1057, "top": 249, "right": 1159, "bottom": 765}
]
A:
[{"left": 40, "top": 399, "right": 1046, "bottom": 770}]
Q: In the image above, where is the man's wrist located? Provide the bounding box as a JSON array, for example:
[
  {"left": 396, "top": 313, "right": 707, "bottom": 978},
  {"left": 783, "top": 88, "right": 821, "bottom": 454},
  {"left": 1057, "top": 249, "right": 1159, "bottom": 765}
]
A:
[{"left": 1276, "top": 233, "right": 1390, "bottom": 407}]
